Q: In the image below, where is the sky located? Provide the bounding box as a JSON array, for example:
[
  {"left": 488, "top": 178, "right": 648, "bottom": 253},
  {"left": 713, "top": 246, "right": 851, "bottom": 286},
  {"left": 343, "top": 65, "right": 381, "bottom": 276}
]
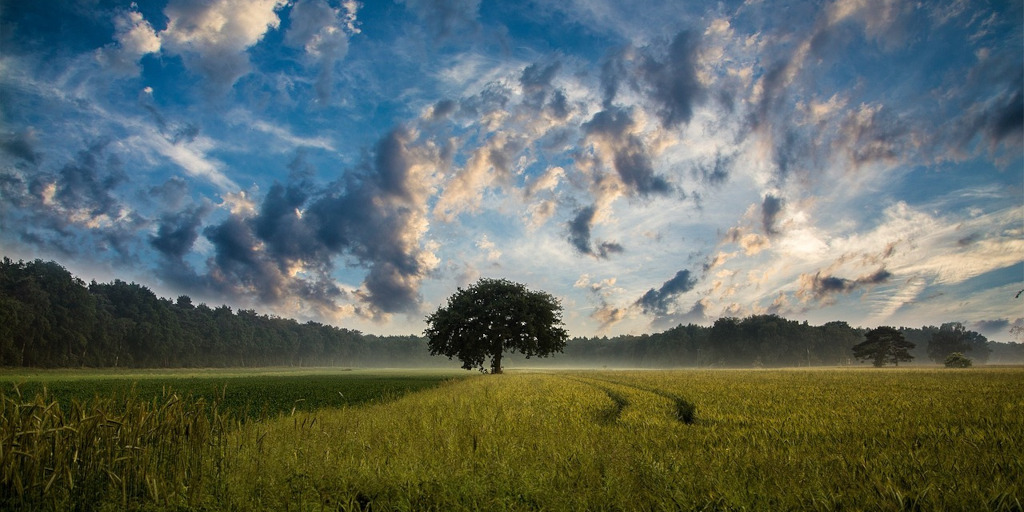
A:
[{"left": 1, "top": 0, "right": 1022, "bottom": 340}]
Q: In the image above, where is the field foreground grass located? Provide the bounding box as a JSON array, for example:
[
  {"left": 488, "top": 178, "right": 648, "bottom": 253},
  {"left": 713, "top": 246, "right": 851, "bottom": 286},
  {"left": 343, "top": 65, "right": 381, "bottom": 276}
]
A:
[{"left": 3, "top": 368, "right": 1023, "bottom": 510}]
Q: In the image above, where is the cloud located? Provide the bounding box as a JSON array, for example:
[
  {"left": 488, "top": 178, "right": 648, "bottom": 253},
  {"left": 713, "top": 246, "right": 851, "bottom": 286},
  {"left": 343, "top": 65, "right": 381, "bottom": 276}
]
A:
[
  {"left": 137, "top": 132, "right": 238, "bottom": 192},
  {"left": 520, "top": 61, "right": 561, "bottom": 108},
  {"left": 524, "top": 166, "right": 564, "bottom": 198},
  {"left": 252, "top": 181, "right": 322, "bottom": 263},
  {"left": 591, "top": 303, "right": 627, "bottom": 330},
  {"left": 284, "top": 0, "right": 360, "bottom": 101},
  {"left": 567, "top": 205, "right": 623, "bottom": 259},
  {"left": 0, "top": 129, "right": 41, "bottom": 165},
  {"left": 691, "top": 151, "right": 732, "bottom": 187},
  {"left": 568, "top": 205, "right": 597, "bottom": 254},
  {"left": 476, "top": 235, "right": 502, "bottom": 262},
  {"left": 986, "top": 88, "right": 1024, "bottom": 144},
  {"left": 972, "top": 318, "right": 1009, "bottom": 336},
  {"left": 204, "top": 214, "right": 289, "bottom": 302},
  {"left": 160, "top": 0, "right": 287, "bottom": 93},
  {"left": 202, "top": 127, "right": 442, "bottom": 317},
  {"left": 798, "top": 267, "right": 892, "bottom": 302},
  {"left": 44, "top": 141, "right": 126, "bottom": 222},
  {"left": 428, "top": 99, "right": 458, "bottom": 120},
  {"left": 0, "top": 141, "right": 146, "bottom": 261},
  {"left": 832, "top": 103, "right": 912, "bottom": 170},
  {"left": 151, "top": 202, "right": 212, "bottom": 259},
  {"left": 400, "top": 0, "right": 481, "bottom": 41},
  {"left": 581, "top": 106, "right": 671, "bottom": 197},
  {"left": 761, "top": 194, "right": 784, "bottom": 236},
  {"left": 433, "top": 132, "right": 521, "bottom": 221},
  {"left": 638, "top": 30, "right": 705, "bottom": 128},
  {"left": 636, "top": 269, "right": 697, "bottom": 316},
  {"left": 96, "top": 8, "right": 161, "bottom": 76}
]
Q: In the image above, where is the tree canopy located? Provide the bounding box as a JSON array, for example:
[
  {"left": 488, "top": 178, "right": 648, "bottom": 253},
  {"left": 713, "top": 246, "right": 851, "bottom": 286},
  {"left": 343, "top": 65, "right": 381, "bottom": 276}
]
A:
[
  {"left": 927, "top": 322, "right": 990, "bottom": 364},
  {"left": 852, "top": 326, "right": 915, "bottom": 367},
  {"left": 424, "top": 278, "right": 568, "bottom": 373}
]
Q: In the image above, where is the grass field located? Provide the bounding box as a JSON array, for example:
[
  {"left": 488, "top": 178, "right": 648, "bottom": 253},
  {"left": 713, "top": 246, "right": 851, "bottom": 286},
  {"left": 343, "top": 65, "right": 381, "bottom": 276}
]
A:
[{"left": 2, "top": 367, "right": 1022, "bottom": 510}]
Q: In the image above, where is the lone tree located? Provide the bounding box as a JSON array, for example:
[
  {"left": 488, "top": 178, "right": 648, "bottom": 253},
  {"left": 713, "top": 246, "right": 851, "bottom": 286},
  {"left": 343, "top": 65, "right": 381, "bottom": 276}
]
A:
[
  {"left": 425, "top": 278, "right": 568, "bottom": 373},
  {"left": 852, "top": 326, "right": 915, "bottom": 367}
]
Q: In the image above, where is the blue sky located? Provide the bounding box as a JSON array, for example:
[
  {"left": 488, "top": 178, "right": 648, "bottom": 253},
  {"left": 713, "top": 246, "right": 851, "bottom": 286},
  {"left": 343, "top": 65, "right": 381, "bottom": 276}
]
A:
[{"left": 1, "top": 0, "right": 1021, "bottom": 340}]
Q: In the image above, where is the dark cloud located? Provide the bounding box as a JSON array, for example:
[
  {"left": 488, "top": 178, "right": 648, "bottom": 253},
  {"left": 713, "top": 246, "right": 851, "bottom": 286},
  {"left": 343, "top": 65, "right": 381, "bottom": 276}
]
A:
[
  {"left": 567, "top": 205, "right": 624, "bottom": 259},
  {"left": 253, "top": 182, "right": 320, "bottom": 262},
  {"left": 149, "top": 177, "right": 191, "bottom": 210},
  {"left": 51, "top": 142, "right": 125, "bottom": 218},
  {"left": 520, "top": 61, "right": 561, "bottom": 108},
  {"left": 599, "top": 46, "right": 633, "bottom": 107},
  {"left": 361, "top": 262, "right": 419, "bottom": 314},
  {"left": 650, "top": 298, "right": 711, "bottom": 330},
  {"left": 761, "top": 194, "right": 784, "bottom": 236},
  {"left": 373, "top": 128, "right": 418, "bottom": 200},
  {"left": 596, "top": 241, "right": 624, "bottom": 258},
  {"left": 151, "top": 203, "right": 210, "bottom": 259},
  {"left": 1, "top": 130, "right": 41, "bottom": 165},
  {"left": 568, "top": 205, "right": 597, "bottom": 255},
  {"left": 429, "top": 99, "right": 457, "bottom": 120},
  {"left": 692, "top": 152, "right": 733, "bottom": 187},
  {"left": 802, "top": 268, "right": 892, "bottom": 300},
  {"left": 204, "top": 215, "right": 269, "bottom": 279},
  {"left": 636, "top": 269, "right": 697, "bottom": 316},
  {"left": 192, "top": 127, "right": 438, "bottom": 315},
  {"left": 859, "top": 269, "right": 892, "bottom": 284},
  {"left": 612, "top": 141, "right": 669, "bottom": 196},
  {"left": 639, "top": 30, "right": 704, "bottom": 128},
  {"left": 972, "top": 319, "right": 1010, "bottom": 336},
  {"left": 583, "top": 107, "right": 671, "bottom": 196},
  {"left": 547, "top": 89, "right": 571, "bottom": 120},
  {"left": 990, "top": 88, "right": 1023, "bottom": 142},
  {"left": 457, "top": 82, "right": 511, "bottom": 119}
]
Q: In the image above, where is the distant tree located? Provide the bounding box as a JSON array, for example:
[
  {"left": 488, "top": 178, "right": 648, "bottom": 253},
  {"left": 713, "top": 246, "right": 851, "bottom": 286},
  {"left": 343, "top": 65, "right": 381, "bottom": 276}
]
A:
[
  {"left": 927, "top": 322, "right": 989, "bottom": 364},
  {"left": 425, "top": 278, "right": 568, "bottom": 373},
  {"left": 852, "top": 326, "right": 915, "bottom": 367},
  {"left": 944, "top": 352, "right": 973, "bottom": 368}
]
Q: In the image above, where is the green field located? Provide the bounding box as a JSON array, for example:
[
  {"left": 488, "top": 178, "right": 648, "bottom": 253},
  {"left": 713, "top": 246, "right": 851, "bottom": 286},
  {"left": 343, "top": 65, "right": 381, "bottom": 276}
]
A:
[
  {"left": 0, "top": 368, "right": 466, "bottom": 420},
  {"left": 2, "top": 368, "right": 1022, "bottom": 510}
]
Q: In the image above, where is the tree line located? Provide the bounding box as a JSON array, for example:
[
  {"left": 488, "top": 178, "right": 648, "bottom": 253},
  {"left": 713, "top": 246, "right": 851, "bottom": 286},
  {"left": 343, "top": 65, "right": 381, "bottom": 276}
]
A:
[
  {"left": 1, "top": 258, "right": 1021, "bottom": 368},
  {"left": 0, "top": 258, "right": 432, "bottom": 368}
]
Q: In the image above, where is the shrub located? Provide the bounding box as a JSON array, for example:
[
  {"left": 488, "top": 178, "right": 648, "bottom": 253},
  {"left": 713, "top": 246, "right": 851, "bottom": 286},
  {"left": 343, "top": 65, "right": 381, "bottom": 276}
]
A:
[{"left": 944, "top": 352, "right": 973, "bottom": 368}]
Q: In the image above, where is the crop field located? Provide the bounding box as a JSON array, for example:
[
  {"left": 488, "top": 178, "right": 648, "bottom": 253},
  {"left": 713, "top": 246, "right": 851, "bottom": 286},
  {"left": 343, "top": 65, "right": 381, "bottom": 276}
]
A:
[
  {"left": 2, "top": 368, "right": 1022, "bottom": 511},
  {"left": 0, "top": 368, "right": 464, "bottom": 420}
]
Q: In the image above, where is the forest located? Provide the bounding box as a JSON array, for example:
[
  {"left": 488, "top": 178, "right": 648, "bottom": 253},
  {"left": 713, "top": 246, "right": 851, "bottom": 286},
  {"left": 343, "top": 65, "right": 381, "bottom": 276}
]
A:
[{"left": 2, "top": 258, "right": 1021, "bottom": 368}]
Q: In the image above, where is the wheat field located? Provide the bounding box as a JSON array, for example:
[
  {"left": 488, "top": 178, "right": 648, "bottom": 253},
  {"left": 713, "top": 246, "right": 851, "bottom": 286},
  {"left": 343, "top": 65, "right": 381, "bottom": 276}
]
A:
[{"left": 3, "top": 368, "right": 1022, "bottom": 510}]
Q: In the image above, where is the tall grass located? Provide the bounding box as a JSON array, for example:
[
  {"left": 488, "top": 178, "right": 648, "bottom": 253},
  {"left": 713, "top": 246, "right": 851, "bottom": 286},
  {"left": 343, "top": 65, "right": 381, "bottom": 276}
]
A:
[{"left": 0, "top": 386, "right": 233, "bottom": 510}]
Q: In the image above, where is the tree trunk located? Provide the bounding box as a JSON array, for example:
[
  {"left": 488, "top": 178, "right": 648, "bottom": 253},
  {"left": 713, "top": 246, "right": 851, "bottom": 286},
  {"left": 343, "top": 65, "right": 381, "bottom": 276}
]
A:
[{"left": 491, "top": 351, "right": 503, "bottom": 374}]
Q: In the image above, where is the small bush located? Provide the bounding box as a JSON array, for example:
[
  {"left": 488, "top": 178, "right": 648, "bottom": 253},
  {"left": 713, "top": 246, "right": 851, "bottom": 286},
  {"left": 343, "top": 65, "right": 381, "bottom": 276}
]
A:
[{"left": 944, "top": 352, "right": 973, "bottom": 368}]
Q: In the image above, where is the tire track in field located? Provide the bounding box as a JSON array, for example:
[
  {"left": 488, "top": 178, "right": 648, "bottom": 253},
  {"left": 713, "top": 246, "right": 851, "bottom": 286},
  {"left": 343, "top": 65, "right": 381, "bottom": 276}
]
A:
[
  {"left": 561, "top": 374, "right": 696, "bottom": 425},
  {"left": 560, "top": 376, "right": 630, "bottom": 424},
  {"left": 561, "top": 375, "right": 697, "bottom": 425}
]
